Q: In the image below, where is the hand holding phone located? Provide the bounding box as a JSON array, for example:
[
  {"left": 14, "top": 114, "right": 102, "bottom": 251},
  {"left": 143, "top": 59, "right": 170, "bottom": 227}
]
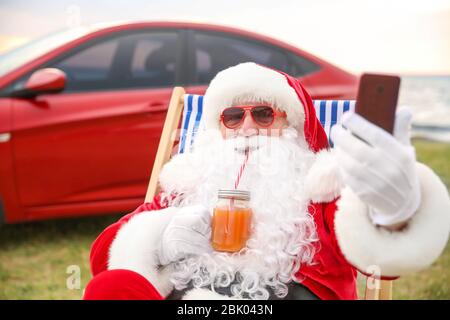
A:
[{"left": 331, "top": 73, "right": 420, "bottom": 230}]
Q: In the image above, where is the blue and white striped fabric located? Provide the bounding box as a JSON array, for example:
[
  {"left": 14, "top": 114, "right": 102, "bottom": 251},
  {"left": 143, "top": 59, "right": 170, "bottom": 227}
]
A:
[
  {"left": 313, "top": 100, "right": 355, "bottom": 147},
  {"left": 178, "top": 94, "right": 204, "bottom": 154},
  {"left": 178, "top": 95, "right": 355, "bottom": 153}
]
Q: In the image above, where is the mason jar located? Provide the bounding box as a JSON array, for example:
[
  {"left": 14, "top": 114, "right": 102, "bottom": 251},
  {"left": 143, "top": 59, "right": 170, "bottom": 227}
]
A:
[{"left": 211, "top": 189, "right": 253, "bottom": 252}]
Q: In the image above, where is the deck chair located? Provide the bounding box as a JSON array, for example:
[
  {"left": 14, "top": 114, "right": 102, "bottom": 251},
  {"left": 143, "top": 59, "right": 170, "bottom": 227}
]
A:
[{"left": 144, "top": 86, "right": 394, "bottom": 300}]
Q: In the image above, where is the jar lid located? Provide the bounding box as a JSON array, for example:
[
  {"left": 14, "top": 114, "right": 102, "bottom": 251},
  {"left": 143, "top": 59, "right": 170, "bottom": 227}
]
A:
[{"left": 218, "top": 189, "right": 251, "bottom": 201}]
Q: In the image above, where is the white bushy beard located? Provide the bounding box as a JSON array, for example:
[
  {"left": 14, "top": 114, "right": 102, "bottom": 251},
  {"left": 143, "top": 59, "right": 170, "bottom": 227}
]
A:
[{"left": 160, "top": 127, "right": 318, "bottom": 300}]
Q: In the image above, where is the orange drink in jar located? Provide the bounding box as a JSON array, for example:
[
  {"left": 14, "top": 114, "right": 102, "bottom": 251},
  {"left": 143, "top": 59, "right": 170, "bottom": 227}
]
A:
[{"left": 211, "top": 190, "right": 252, "bottom": 252}]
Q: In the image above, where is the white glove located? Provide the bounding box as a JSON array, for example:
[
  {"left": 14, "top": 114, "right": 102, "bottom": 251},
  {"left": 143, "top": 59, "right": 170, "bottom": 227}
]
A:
[
  {"left": 158, "top": 204, "right": 213, "bottom": 265},
  {"left": 330, "top": 107, "right": 421, "bottom": 227}
]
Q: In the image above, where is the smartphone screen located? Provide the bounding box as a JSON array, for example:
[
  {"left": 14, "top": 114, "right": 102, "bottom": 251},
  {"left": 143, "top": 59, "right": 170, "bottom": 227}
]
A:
[{"left": 355, "top": 73, "right": 401, "bottom": 134}]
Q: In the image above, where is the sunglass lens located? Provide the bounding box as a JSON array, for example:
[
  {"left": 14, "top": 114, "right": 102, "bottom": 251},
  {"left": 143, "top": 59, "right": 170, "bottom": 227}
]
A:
[
  {"left": 252, "top": 106, "right": 274, "bottom": 126},
  {"left": 222, "top": 107, "right": 245, "bottom": 128}
]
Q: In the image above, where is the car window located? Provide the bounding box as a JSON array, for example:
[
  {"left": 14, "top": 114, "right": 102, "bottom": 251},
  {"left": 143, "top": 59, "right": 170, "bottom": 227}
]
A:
[
  {"left": 50, "top": 31, "right": 179, "bottom": 92},
  {"left": 55, "top": 39, "right": 118, "bottom": 85},
  {"left": 290, "top": 54, "right": 321, "bottom": 77},
  {"left": 193, "top": 32, "right": 290, "bottom": 85},
  {"left": 127, "top": 32, "right": 178, "bottom": 88}
]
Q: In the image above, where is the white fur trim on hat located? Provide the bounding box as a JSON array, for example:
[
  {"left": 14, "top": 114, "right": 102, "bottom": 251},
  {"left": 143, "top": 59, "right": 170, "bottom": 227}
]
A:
[
  {"left": 334, "top": 162, "right": 450, "bottom": 277},
  {"left": 108, "top": 207, "right": 179, "bottom": 298},
  {"left": 202, "top": 62, "right": 305, "bottom": 132},
  {"left": 304, "top": 149, "right": 343, "bottom": 203}
]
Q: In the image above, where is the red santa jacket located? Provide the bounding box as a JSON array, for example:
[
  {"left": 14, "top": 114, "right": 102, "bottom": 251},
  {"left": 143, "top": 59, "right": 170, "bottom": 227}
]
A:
[{"left": 89, "top": 194, "right": 359, "bottom": 300}]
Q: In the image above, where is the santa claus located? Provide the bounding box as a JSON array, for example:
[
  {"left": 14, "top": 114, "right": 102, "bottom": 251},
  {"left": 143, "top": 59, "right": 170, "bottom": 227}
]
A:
[{"left": 83, "top": 62, "right": 450, "bottom": 300}]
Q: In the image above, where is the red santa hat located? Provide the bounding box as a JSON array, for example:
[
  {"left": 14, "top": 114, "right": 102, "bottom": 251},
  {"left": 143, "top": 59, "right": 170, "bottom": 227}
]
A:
[{"left": 202, "top": 62, "right": 329, "bottom": 153}]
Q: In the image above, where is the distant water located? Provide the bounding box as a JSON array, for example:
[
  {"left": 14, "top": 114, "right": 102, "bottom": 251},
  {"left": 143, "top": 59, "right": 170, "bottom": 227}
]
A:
[{"left": 398, "top": 75, "right": 450, "bottom": 142}]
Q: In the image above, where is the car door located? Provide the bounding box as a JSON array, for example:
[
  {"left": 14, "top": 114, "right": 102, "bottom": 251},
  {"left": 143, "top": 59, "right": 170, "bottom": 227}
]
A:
[{"left": 11, "top": 29, "right": 185, "bottom": 217}]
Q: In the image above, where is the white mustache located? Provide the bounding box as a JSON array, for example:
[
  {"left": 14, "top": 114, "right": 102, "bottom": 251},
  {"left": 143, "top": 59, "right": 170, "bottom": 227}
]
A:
[{"left": 230, "top": 135, "right": 270, "bottom": 153}]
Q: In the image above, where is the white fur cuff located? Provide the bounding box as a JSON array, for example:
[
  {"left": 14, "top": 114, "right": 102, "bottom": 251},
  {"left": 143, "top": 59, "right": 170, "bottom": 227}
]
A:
[
  {"left": 108, "top": 207, "right": 179, "bottom": 297},
  {"left": 334, "top": 162, "right": 450, "bottom": 277}
]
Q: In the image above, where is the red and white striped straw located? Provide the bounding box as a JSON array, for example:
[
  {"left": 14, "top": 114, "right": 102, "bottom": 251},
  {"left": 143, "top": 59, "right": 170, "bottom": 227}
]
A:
[{"left": 234, "top": 148, "right": 250, "bottom": 190}]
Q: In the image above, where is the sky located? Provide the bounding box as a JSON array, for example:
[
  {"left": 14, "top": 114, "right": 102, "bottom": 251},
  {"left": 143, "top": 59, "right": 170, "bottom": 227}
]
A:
[{"left": 0, "top": 0, "right": 449, "bottom": 75}]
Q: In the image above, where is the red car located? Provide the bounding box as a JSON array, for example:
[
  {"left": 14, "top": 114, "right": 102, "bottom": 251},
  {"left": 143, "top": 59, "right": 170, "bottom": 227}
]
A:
[{"left": 0, "top": 22, "right": 358, "bottom": 224}]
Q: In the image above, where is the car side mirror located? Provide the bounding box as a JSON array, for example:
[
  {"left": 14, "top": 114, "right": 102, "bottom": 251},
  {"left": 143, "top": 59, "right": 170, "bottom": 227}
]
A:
[{"left": 12, "top": 68, "right": 66, "bottom": 98}]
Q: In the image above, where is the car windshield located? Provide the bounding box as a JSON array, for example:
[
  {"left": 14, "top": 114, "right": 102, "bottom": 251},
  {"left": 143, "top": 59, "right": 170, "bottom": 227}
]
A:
[{"left": 0, "top": 27, "right": 90, "bottom": 77}]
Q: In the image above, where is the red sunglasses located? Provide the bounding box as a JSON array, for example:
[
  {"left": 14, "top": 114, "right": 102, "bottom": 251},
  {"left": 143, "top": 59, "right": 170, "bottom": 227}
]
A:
[{"left": 220, "top": 105, "right": 287, "bottom": 129}]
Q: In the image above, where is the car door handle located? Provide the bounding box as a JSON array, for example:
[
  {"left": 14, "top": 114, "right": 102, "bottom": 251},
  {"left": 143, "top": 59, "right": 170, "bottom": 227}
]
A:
[{"left": 0, "top": 133, "right": 11, "bottom": 143}]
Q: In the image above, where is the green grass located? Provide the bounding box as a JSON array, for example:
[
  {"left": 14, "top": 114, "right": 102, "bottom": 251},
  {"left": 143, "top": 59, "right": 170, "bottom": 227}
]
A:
[
  {"left": 0, "top": 140, "right": 449, "bottom": 299},
  {"left": 0, "top": 214, "right": 121, "bottom": 299},
  {"left": 414, "top": 140, "right": 450, "bottom": 190}
]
